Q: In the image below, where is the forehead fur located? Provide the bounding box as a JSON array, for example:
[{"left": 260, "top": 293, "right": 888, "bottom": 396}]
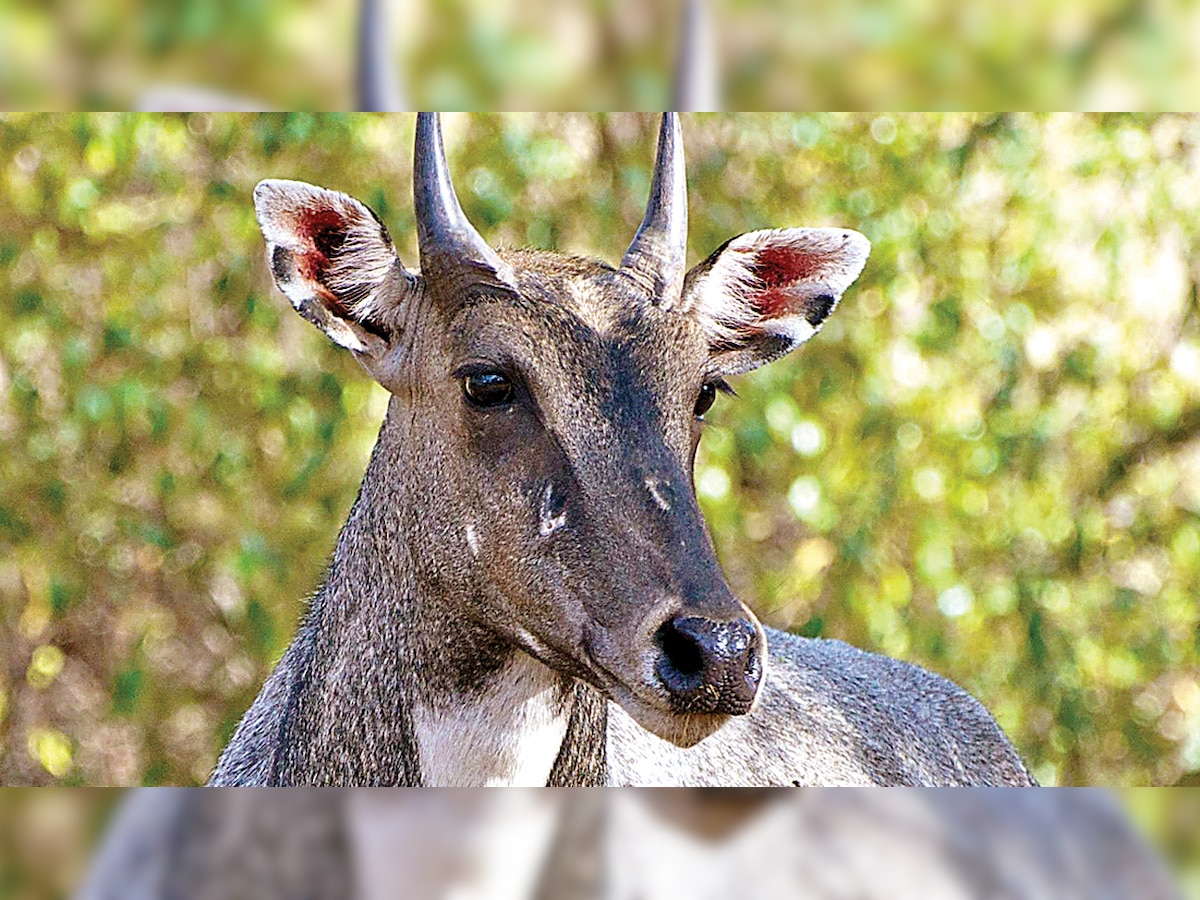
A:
[
  {"left": 448, "top": 248, "right": 709, "bottom": 396},
  {"left": 497, "top": 248, "right": 642, "bottom": 338}
]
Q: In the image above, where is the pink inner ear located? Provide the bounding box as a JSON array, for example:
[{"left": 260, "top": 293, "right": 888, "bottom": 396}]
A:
[
  {"left": 292, "top": 205, "right": 352, "bottom": 312},
  {"left": 749, "top": 246, "right": 819, "bottom": 318}
]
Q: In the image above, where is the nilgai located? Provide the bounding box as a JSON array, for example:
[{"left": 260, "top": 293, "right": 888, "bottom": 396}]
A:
[{"left": 209, "top": 112, "right": 1033, "bottom": 787}]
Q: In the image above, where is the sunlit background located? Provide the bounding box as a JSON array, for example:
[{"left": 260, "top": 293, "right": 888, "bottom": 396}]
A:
[
  {"left": 1, "top": 112, "right": 1199, "bottom": 793},
  {"left": 1, "top": 0, "right": 1197, "bottom": 109}
]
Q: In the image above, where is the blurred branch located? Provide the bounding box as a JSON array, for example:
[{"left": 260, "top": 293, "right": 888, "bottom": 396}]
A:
[
  {"left": 1065, "top": 0, "right": 1150, "bottom": 83},
  {"left": 1099, "top": 278, "right": 1200, "bottom": 498},
  {"left": 1098, "top": 404, "right": 1200, "bottom": 499},
  {"left": 950, "top": 113, "right": 1012, "bottom": 175}
]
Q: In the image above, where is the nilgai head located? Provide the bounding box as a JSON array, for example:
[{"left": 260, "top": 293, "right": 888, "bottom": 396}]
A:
[{"left": 253, "top": 113, "right": 868, "bottom": 747}]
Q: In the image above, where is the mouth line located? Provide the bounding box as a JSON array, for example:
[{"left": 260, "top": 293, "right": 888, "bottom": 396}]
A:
[
  {"left": 513, "top": 634, "right": 602, "bottom": 688},
  {"left": 502, "top": 619, "right": 671, "bottom": 710},
  {"left": 579, "top": 643, "right": 673, "bottom": 711},
  {"left": 578, "top": 645, "right": 630, "bottom": 694}
]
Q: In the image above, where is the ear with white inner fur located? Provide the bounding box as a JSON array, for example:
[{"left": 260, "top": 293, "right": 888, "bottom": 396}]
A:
[
  {"left": 681, "top": 228, "right": 870, "bottom": 374},
  {"left": 253, "top": 179, "right": 420, "bottom": 358}
]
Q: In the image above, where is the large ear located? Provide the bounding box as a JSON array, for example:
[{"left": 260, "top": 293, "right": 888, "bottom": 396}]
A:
[
  {"left": 253, "top": 179, "right": 420, "bottom": 358},
  {"left": 681, "top": 228, "right": 870, "bottom": 374}
]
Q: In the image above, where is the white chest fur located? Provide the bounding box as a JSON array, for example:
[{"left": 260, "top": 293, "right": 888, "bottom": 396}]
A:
[
  {"left": 412, "top": 651, "right": 570, "bottom": 787},
  {"left": 349, "top": 792, "right": 560, "bottom": 900}
]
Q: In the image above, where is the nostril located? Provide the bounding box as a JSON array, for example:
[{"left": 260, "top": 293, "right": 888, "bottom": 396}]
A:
[{"left": 657, "top": 619, "right": 705, "bottom": 679}]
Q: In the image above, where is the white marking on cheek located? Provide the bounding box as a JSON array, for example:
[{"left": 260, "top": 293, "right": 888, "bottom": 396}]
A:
[
  {"left": 645, "top": 478, "right": 671, "bottom": 512},
  {"left": 538, "top": 483, "right": 567, "bottom": 537},
  {"left": 466, "top": 524, "right": 480, "bottom": 557}
]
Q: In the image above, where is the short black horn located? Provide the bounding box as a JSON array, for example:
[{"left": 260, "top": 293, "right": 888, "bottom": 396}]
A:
[
  {"left": 620, "top": 113, "right": 688, "bottom": 306},
  {"left": 413, "top": 113, "right": 514, "bottom": 289}
]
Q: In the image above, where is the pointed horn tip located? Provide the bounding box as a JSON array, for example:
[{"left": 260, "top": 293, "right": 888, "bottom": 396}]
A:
[
  {"left": 411, "top": 112, "right": 515, "bottom": 289},
  {"left": 659, "top": 113, "right": 684, "bottom": 158},
  {"left": 618, "top": 112, "right": 689, "bottom": 303},
  {"left": 414, "top": 112, "right": 440, "bottom": 148},
  {"left": 413, "top": 111, "right": 455, "bottom": 229},
  {"left": 654, "top": 113, "right": 687, "bottom": 199}
]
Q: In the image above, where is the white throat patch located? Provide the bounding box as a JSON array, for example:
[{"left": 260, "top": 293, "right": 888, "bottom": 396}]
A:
[{"left": 412, "top": 652, "right": 570, "bottom": 787}]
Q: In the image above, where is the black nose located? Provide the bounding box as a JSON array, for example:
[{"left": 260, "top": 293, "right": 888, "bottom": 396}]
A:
[{"left": 655, "top": 615, "right": 763, "bottom": 715}]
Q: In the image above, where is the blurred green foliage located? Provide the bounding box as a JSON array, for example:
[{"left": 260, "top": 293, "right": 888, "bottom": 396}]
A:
[
  {"left": 1125, "top": 787, "right": 1200, "bottom": 897},
  {"left": 0, "top": 789, "right": 121, "bottom": 900},
  {"left": 1, "top": 113, "right": 1199, "bottom": 788}
]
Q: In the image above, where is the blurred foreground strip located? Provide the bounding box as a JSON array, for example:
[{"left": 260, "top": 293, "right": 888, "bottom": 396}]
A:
[
  {"left": 68, "top": 788, "right": 1179, "bottom": 899},
  {"left": 0, "top": 0, "right": 1197, "bottom": 109}
]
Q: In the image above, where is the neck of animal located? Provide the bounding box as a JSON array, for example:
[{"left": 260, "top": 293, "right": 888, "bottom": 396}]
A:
[{"left": 217, "top": 398, "right": 605, "bottom": 786}]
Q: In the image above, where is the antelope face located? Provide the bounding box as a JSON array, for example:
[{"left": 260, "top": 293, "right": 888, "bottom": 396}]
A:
[{"left": 254, "top": 114, "right": 868, "bottom": 747}]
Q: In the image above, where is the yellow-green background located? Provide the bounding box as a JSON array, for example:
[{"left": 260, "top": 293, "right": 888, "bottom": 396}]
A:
[
  {"left": 3, "top": 0, "right": 1198, "bottom": 110},
  {"left": 1, "top": 113, "right": 1199, "bottom": 791}
]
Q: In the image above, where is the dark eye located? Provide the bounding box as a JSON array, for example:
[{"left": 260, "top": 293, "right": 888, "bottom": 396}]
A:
[
  {"left": 463, "top": 372, "right": 515, "bottom": 408},
  {"left": 694, "top": 382, "right": 719, "bottom": 418}
]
